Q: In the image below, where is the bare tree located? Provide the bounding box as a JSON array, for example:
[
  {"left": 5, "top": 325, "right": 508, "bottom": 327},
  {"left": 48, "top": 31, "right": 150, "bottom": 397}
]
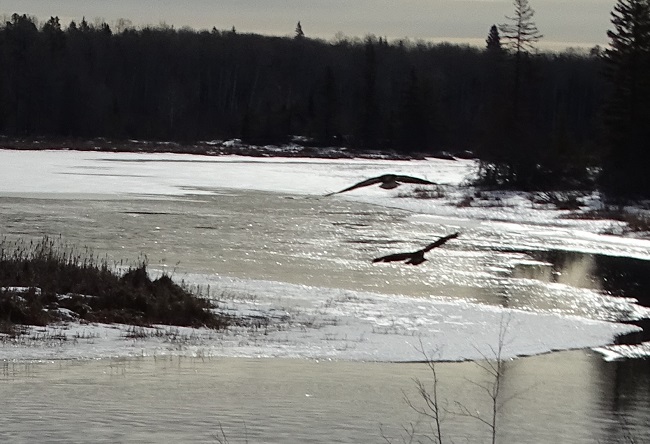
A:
[
  {"left": 499, "top": 0, "right": 543, "bottom": 56},
  {"left": 499, "top": 0, "right": 543, "bottom": 116},
  {"left": 453, "top": 316, "right": 513, "bottom": 444},
  {"left": 385, "top": 314, "right": 540, "bottom": 444},
  {"left": 405, "top": 341, "right": 445, "bottom": 443},
  {"left": 382, "top": 339, "right": 445, "bottom": 444}
]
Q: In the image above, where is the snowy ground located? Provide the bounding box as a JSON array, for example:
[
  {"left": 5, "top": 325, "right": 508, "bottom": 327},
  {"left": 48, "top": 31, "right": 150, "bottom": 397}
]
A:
[{"left": 1, "top": 148, "right": 649, "bottom": 362}]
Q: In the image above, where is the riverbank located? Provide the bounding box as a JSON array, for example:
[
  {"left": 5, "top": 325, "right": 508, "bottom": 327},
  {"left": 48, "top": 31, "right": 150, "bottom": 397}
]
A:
[{"left": 0, "top": 135, "right": 431, "bottom": 159}]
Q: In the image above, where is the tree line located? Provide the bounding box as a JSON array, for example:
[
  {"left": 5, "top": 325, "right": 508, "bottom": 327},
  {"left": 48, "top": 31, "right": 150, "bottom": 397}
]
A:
[{"left": 0, "top": 0, "right": 648, "bottom": 197}]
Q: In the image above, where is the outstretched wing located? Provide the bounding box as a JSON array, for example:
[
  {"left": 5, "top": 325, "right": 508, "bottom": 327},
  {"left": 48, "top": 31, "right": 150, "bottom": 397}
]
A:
[
  {"left": 324, "top": 176, "right": 385, "bottom": 196},
  {"left": 422, "top": 232, "right": 460, "bottom": 252},
  {"left": 372, "top": 251, "right": 415, "bottom": 263},
  {"left": 394, "top": 175, "right": 437, "bottom": 186}
]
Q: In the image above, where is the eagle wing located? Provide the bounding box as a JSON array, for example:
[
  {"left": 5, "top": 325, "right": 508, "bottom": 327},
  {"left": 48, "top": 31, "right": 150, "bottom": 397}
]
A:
[
  {"left": 394, "top": 175, "right": 437, "bottom": 185},
  {"left": 372, "top": 251, "right": 415, "bottom": 263},
  {"left": 324, "top": 176, "right": 385, "bottom": 196},
  {"left": 422, "top": 232, "right": 460, "bottom": 252}
]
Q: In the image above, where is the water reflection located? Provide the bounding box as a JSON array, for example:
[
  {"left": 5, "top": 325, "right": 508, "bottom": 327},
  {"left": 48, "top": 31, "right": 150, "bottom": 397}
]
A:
[
  {"left": 512, "top": 249, "right": 650, "bottom": 300},
  {"left": 510, "top": 249, "right": 650, "bottom": 344},
  {"left": 598, "top": 358, "right": 650, "bottom": 442},
  {"left": 512, "top": 251, "right": 600, "bottom": 290}
]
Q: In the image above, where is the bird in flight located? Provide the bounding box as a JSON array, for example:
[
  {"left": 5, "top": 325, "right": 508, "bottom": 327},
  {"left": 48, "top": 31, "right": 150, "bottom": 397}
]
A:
[
  {"left": 372, "top": 232, "right": 460, "bottom": 265},
  {"left": 324, "top": 174, "right": 437, "bottom": 196}
]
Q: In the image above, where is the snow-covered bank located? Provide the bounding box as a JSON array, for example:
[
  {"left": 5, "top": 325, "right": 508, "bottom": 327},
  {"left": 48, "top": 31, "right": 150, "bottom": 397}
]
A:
[
  {"left": 1, "top": 149, "right": 649, "bottom": 362},
  {"left": 0, "top": 149, "right": 469, "bottom": 196},
  {"left": 0, "top": 275, "right": 641, "bottom": 362}
]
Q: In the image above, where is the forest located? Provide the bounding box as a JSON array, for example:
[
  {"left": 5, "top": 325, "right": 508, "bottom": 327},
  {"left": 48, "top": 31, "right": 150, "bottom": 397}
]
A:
[{"left": 0, "top": 1, "right": 649, "bottom": 196}]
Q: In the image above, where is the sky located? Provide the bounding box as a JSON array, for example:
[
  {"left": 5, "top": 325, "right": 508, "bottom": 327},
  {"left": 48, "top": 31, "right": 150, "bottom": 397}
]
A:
[{"left": 2, "top": 0, "right": 616, "bottom": 51}]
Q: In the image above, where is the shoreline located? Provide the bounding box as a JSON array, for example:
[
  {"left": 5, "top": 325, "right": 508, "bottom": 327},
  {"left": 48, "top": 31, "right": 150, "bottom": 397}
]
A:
[{"left": 0, "top": 135, "right": 470, "bottom": 161}]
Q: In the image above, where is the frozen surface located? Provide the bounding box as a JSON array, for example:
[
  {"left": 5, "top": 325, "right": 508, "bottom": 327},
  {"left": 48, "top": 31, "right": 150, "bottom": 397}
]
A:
[
  {"left": 1, "top": 149, "right": 648, "bottom": 362},
  {"left": 0, "top": 275, "right": 639, "bottom": 362}
]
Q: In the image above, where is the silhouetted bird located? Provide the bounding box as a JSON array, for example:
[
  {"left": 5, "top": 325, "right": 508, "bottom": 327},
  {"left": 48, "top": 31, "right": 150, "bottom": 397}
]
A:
[
  {"left": 372, "top": 232, "right": 460, "bottom": 265},
  {"left": 325, "top": 174, "right": 437, "bottom": 196}
]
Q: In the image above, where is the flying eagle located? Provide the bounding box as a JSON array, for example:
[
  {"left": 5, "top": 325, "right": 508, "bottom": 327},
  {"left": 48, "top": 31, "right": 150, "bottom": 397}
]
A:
[
  {"left": 372, "top": 232, "right": 460, "bottom": 265},
  {"left": 325, "top": 174, "right": 437, "bottom": 196}
]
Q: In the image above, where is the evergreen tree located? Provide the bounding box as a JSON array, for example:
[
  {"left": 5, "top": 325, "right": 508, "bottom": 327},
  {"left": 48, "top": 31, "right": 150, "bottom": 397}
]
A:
[
  {"left": 3, "top": 14, "right": 40, "bottom": 134},
  {"left": 486, "top": 24, "right": 503, "bottom": 54},
  {"left": 294, "top": 21, "right": 305, "bottom": 39},
  {"left": 600, "top": 0, "right": 650, "bottom": 197},
  {"left": 79, "top": 17, "right": 90, "bottom": 33},
  {"left": 479, "top": 25, "right": 510, "bottom": 183},
  {"left": 476, "top": 0, "right": 547, "bottom": 189}
]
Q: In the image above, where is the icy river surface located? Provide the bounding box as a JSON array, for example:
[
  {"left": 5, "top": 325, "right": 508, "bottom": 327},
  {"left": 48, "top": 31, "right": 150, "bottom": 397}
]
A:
[{"left": 1, "top": 149, "right": 650, "bottom": 442}]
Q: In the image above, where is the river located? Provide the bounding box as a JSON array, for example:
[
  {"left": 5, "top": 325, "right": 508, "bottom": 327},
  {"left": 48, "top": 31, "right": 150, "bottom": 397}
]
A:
[{"left": 1, "top": 151, "right": 649, "bottom": 442}]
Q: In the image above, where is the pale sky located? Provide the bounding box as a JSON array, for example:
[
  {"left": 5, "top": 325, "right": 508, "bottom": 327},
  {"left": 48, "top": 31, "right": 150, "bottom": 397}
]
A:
[{"left": 2, "top": 0, "right": 615, "bottom": 50}]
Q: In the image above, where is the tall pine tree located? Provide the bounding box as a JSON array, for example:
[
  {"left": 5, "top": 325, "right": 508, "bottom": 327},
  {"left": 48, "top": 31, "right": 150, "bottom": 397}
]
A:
[
  {"left": 499, "top": 0, "right": 543, "bottom": 116},
  {"left": 477, "top": 0, "right": 544, "bottom": 188},
  {"left": 600, "top": 0, "right": 650, "bottom": 197}
]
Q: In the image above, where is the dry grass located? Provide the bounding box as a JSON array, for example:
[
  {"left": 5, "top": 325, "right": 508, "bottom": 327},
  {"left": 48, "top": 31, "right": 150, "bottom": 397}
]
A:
[
  {"left": 0, "top": 236, "right": 230, "bottom": 333},
  {"left": 397, "top": 185, "right": 447, "bottom": 199},
  {"left": 529, "top": 191, "right": 585, "bottom": 210},
  {"left": 567, "top": 208, "right": 650, "bottom": 235}
]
